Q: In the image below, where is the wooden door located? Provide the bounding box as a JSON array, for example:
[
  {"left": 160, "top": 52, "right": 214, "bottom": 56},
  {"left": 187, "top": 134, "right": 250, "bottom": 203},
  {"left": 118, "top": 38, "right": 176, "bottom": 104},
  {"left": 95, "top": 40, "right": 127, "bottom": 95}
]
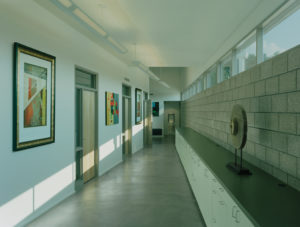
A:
[{"left": 82, "top": 90, "right": 96, "bottom": 183}]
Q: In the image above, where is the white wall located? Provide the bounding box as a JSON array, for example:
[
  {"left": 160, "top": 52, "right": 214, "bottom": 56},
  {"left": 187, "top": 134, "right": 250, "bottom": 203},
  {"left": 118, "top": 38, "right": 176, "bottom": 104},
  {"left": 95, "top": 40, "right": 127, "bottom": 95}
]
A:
[{"left": 0, "top": 1, "right": 149, "bottom": 226}]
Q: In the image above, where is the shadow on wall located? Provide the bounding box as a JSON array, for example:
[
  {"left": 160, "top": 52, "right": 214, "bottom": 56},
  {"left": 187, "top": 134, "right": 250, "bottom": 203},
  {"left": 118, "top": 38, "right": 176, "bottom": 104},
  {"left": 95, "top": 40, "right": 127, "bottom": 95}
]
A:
[
  {"left": 99, "top": 121, "right": 144, "bottom": 162},
  {"left": 0, "top": 163, "right": 75, "bottom": 227},
  {"left": 0, "top": 121, "right": 145, "bottom": 227}
]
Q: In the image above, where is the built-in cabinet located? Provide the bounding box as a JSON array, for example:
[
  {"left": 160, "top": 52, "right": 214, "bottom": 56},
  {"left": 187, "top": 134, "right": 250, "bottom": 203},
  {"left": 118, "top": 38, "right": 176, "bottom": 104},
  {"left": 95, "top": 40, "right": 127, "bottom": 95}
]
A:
[{"left": 175, "top": 130, "right": 254, "bottom": 227}]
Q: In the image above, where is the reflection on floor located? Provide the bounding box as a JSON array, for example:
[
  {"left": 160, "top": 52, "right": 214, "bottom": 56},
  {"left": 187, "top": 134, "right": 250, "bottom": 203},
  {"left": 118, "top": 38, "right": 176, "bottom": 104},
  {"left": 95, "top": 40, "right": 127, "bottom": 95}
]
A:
[{"left": 28, "top": 136, "right": 205, "bottom": 227}]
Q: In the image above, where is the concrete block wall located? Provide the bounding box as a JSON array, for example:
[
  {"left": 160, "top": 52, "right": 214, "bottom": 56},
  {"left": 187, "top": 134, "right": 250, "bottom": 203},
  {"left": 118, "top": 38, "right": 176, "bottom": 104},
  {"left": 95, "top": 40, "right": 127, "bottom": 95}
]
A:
[{"left": 181, "top": 45, "right": 300, "bottom": 191}]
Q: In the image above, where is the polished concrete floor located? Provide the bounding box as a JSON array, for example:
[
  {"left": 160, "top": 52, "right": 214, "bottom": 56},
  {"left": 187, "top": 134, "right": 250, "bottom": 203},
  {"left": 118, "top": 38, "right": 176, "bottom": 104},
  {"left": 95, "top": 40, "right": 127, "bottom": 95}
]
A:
[{"left": 28, "top": 136, "right": 205, "bottom": 227}]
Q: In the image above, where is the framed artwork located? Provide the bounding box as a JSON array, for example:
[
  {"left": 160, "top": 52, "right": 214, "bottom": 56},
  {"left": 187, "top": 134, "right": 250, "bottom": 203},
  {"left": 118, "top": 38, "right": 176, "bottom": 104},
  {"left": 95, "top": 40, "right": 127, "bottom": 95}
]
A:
[
  {"left": 152, "top": 102, "right": 159, "bottom": 117},
  {"left": 135, "top": 88, "right": 142, "bottom": 124},
  {"left": 105, "top": 91, "right": 119, "bottom": 125},
  {"left": 13, "top": 43, "right": 56, "bottom": 151}
]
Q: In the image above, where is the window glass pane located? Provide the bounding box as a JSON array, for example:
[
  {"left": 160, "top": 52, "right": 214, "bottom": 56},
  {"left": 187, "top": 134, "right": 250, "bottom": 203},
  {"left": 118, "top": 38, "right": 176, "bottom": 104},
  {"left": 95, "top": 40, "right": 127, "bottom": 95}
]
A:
[
  {"left": 207, "top": 67, "right": 217, "bottom": 88},
  {"left": 221, "top": 56, "right": 232, "bottom": 82},
  {"left": 236, "top": 32, "right": 256, "bottom": 73},
  {"left": 264, "top": 8, "right": 300, "bottom": 60},
  {"left": 203, "top": 76, "right": 207, "bottom": 90},
  {"left": 236, "top": 36, "right": 256, "bottom": 73},
  {"left": 75, "top": 69, "right": 96, "bottom": 89}
]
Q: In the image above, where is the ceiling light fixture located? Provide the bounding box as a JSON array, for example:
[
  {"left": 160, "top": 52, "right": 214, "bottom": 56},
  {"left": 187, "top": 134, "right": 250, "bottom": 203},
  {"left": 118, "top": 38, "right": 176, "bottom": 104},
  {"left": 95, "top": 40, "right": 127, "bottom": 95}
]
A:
[
  {"left": 73, "top": 8, "right": 107, "bottom": 37},
  {"left": 57, "top": 0, "right": 73, "bottom": 8},
  {"left": 159, "top": 81, "right": 170, "bottom": 88},
  {"left": 107, "top": 36, "right": 127, "bottom": 53}
]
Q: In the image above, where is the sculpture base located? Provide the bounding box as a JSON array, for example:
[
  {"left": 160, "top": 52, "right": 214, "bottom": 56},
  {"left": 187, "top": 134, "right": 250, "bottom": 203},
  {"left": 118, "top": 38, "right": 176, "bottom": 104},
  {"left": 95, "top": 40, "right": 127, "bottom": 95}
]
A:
[{"left": 227, "top": 162, "right": 252, "bottom": 175}]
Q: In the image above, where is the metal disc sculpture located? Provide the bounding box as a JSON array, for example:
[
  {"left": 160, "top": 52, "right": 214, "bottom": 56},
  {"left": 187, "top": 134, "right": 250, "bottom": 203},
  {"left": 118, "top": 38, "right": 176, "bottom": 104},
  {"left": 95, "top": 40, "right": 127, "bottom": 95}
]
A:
[{"left": 227, "top": 105, "right": 251, "bottom": 175}]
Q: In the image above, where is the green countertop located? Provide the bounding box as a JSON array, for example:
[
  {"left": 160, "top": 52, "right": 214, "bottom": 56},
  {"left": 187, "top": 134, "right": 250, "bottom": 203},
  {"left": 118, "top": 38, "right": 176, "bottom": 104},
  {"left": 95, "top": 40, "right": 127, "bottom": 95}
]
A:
[{"left": 176, "top": 127, "right": 300, "bottom": 227}]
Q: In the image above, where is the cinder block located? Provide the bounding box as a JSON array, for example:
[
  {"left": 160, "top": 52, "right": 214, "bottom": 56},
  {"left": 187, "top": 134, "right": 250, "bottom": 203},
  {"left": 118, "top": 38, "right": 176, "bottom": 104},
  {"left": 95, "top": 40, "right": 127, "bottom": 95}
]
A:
[
  {"left": 250, "top": 65, "right": 261, "bottom": 82},
  {"left": 236, "top": 74, "right": 244, "bottom": 87},
  {"left": 273, "top": 167, "right": 288, "bottom": 183},
  {"left": 250, "top": 97, "right": 259, "bottom": 112},
  {"left": 247, "top": 113, "right": 255, "bottom": 127},
  {"left": 271, "top": 132, "right": 287, "bottom": 152},
  {"left": 287, "top": 175, "right": 300, "bottom": 192},
  {"left": 298, "top": 114, "right": 300, "bottom": 135},
  {"left": 258, "top": 96, "right": 272, "bottom": 112},
  {"left": 297, "top": 69, "right": 300, "bottom": 90},
  {"left": 272, "top": 94, "right": 287, "bottom": 112},
  {"left": 279, "top": 114, "right": 297, "bottom": 134},
  {"left": 254, "top": 80, "right": 265, "bottom": 96},
  {"left": 288, "top": 135, "right": 300, "bottom": 158},
  {"left": 279, "top": 71, "right": 297, "bottom": 93},
  {"left": 266, "top": 76, "right": 278, "bottom": 95},
  {"left": 265, "top": 113, "right": 278, "bottom": 131},
  {"left": 288, "top": 91, "right": 300, "bottom": 112},
  {"left": 245, "top": 84, "right": 254, "bottom": 98},
  {"left": 258, "top": 129, "right": 272, "bottom": 147},
  {"left": 255, "top": 144, "right": 266, "bottom": 161},
  {"left": 230, "top": 77, "right": 236, "bottom": 89},
  {"left": 245, "top": 140, "right": 255, "bottom": 156},
  {"left": 280, "top": 152, "right": 297, "bottom": 177},
  {"left": 247, "top": 127, "right": 260, "bottom": 144},
  {"left": 266, "top": 148, "right": 280, "bottom": 167},
  {"left": 261, "top": 59, "right": 273, "bottom": 79},
  {"left": 254, "top": 113, "right": 265, "bottom": 128},
  {"left": 272, "top": 52, "right": 288, "bottom": 76},
  {"left": 242, "top": 71, "right": 252, "bottom": 85},
  {"left": 288, "top": 46, "right": 300, "bottom": 71},
  {"left": 298, "top": 158, "right": 300, "bottom": 178}
]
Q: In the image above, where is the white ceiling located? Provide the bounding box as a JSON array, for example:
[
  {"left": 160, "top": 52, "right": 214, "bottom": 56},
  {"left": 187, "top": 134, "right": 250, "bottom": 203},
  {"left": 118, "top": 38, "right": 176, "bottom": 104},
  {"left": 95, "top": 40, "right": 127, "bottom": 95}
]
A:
[
  {"left": 40, "top": 0, "right": 287, "bottom": 87},
  {"left": 71, "top": 0, "right": 285, "bottom": 67}
]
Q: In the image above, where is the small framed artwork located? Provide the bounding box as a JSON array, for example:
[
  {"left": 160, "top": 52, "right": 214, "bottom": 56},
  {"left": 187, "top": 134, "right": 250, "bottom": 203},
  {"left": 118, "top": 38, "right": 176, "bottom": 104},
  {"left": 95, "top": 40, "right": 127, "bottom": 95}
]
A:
[
  {"left": 135, "top": 88, "right": 142, "bottom": 124},
  {"left": 13, "top": 42, "right": 56, "bottom": 151},
  {"left": 105, "top": 92, "right": 119, "bottom": 125},
  {"left": 152, "top": 102, "right": 159, "bottom": 117}
]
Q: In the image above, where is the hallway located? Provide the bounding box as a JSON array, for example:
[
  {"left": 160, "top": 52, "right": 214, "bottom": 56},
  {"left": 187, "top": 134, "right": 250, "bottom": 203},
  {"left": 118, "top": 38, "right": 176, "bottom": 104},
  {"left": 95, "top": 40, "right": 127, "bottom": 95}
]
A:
[{"left": 28, "top": 137, "right": 205, "bottom": 227}]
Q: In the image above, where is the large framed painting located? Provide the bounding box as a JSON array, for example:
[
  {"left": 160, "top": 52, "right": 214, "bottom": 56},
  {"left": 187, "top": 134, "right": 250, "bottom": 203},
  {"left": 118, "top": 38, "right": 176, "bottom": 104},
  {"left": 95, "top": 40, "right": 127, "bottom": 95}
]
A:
[
  {"left": 135, "top": 88, "right": 142, "bottom": 124},
  {"left": 152, "top": 102, "right": 159, "bottom": 117},
  {"left": 13, "top": 43, "right": 56, "bottom": 151},
  {"left": 106, "top": 91, "right": 119, "bottom": 125}
]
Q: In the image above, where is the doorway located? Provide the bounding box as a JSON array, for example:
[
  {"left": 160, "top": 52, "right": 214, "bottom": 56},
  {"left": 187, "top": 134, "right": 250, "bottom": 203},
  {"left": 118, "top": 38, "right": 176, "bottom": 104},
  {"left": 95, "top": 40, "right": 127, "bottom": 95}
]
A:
[
  {"left": 143, "top": 92, "right": 152, "bottom": 146},
  {"left": 164, "top": 101, "right": 180, "bottom": 136},
  {"left": 122, "top": 85, "right": 132, "bottom": 158},
  {"left": 75, "top": 68, "right": 98, "bottom": 186}
]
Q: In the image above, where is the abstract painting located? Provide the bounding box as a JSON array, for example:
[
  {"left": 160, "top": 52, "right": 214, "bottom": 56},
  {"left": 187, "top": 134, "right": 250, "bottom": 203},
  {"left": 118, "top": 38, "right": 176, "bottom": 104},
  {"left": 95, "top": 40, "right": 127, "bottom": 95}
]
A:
[
  {"left": 152, "top": 102, "right": 159, "bottom": 117},
  {"left": 135, "top": 88, "right": 142, "bottom": 124},
  {"left": 23, "top": 63, "right": 47, "bottom": 127},
  {"left": 106, "top": 92, "right": 119, "bottom": 125},
  {"left": 13, "top": 43, "right": 55, "bottom": 151}
]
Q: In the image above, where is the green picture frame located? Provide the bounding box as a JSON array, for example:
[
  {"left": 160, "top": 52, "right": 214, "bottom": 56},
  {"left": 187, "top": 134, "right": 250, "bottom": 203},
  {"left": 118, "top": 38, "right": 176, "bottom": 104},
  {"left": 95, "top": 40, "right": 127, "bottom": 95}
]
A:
[
  {"left": 13, "top": 42, "right": 56, "bottom": 151},
  {"left": 135, "top": 88, "right": 142, "bottom": 124}
]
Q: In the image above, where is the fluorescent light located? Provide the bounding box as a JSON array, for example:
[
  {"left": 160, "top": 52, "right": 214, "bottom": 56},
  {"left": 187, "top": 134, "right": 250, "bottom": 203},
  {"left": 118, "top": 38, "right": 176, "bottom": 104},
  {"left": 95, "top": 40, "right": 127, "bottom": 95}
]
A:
[
  {"left": 107, "top": 36, "right": 127, "bottom": 53},
  {"left": 159, "top": 81, "right": 170, "bottom": 88},
  {"left": 73, "top": 8, "right": 107, "bottom": 37},
  {"left": 148, "top": 70, "right": 160, "bottom": 80},
  {"left": 138, "top": 63, "right": 148, "bottom": 72},
  {"left": 57, "top": 0, "right": 73, "bottom": 8}
]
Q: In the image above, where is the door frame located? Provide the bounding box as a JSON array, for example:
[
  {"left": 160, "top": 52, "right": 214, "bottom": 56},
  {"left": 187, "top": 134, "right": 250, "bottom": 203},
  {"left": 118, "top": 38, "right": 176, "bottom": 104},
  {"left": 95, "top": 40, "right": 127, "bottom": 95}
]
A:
[
  {"left": 122, "top": 84, "right": 132, "bottom": 157},
  {"left": 74, "top": 66, "right": 99, "bottom": 188}
]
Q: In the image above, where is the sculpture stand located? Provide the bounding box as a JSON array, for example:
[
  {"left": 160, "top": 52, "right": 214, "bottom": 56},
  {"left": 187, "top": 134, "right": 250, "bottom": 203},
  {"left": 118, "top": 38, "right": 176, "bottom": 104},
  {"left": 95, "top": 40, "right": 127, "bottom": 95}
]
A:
[{"left": 227, "top": 148, "right": 251, "bottom": 175}]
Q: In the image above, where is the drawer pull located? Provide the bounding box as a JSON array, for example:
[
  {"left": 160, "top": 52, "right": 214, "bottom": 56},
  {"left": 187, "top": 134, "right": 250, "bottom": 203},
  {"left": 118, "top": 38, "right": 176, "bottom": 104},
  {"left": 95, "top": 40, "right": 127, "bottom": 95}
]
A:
[
  {"left": 232, "top": 206, "right": 237, "bottom": 218},
  {"left": 235, "top": 210, "right": 240, "bottom": 223}
]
